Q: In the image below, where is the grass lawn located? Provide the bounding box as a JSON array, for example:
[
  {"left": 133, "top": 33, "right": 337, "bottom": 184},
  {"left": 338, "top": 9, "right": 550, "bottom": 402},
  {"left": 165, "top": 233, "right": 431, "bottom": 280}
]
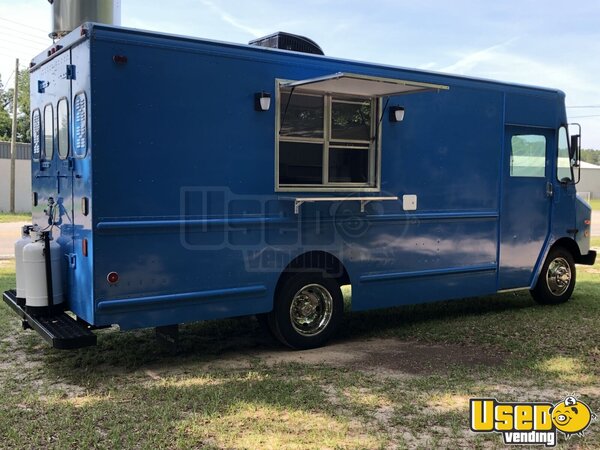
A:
[
  {"left": 0, "top": 239, "right": 599, "bottom": 448},
  {"left": 588, "top": 199, "right": 600, "bottom": 211},
  {"left": 0, "top": 212, "right": 31, "bottom": 223}
]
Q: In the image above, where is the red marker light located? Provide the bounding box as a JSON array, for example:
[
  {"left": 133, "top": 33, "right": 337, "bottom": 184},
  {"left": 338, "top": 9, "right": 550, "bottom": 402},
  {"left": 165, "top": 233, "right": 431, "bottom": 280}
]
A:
[
  {"left": 584, "top": 219, "right": 591, "bottom": 225},
  {"left": 107, "top": 272, "right": 119, "bottom": 284},
  {"left": 82, "top": 238, "right": 88, "bottom": 257},
  {"left": 113, "top": 55, "right": 128, "bottom": 64}
]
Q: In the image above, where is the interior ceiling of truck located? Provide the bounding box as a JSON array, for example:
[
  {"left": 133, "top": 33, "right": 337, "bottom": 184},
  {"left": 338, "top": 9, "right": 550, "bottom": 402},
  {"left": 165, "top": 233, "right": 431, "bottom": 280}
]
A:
[{"left": 281, "top": 72, "right": 449, "bottom": 97}]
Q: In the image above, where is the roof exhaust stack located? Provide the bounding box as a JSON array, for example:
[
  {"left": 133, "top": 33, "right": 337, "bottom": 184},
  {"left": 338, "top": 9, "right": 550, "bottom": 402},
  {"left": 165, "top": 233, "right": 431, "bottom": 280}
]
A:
[{"left": 48, "top": 0, "right": 121, "bottom": 39}]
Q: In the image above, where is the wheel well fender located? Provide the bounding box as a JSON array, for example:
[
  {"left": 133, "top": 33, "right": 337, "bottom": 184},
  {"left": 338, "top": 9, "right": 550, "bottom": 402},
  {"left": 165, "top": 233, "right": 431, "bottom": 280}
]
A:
[
  {"left": 531, "top": 237, "right": 580, "bottom": 289},
  {"left": 552, "top": 237, "right": 583, "bottom": 262},
  {"left": 275, "top": 251, "right": 351, "bottom": 297}
]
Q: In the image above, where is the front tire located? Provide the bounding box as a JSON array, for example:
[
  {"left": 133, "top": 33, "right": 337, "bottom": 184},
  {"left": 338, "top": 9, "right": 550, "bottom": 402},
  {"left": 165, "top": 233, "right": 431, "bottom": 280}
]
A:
[
  {"left": 531, "top": 247, "right": 576, "bottom": 305},
  {"left": 268, "top": 271, "right": 343, "bottom": 350}
]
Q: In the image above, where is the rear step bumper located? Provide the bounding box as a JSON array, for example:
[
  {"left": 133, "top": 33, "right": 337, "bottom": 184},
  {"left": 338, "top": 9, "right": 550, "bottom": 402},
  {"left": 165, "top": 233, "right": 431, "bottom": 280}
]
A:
[
  {"left": 578, "top": 250, "right": 597, "bottom": 266},
  {"left": 2, "top": 290, "right": 97, "bottom": 349}
]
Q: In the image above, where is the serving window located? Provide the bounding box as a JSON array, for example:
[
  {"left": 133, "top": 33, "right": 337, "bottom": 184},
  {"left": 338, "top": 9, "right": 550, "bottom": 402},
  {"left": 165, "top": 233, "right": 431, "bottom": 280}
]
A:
[
  {"left": 274, "top": 73, "right": 449, "bottom": 192},
  {"left": 277, "top": 90, "right": 378, "bottom": 190}
]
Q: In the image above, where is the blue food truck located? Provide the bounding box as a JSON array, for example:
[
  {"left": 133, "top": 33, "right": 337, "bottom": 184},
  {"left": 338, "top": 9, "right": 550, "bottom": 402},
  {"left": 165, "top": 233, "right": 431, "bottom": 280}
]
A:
[{"left": 3, "top": 22, "right": 596, "bottom": 350}]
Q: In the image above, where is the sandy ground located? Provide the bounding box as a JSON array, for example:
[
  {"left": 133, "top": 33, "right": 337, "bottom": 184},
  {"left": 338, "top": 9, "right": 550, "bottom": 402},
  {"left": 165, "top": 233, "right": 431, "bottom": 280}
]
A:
[
  {"left": 186, "top": 337, "right": 508, "bottom": 378},
  {"left": 0, "top": 222, "right": 27, "bottom": 259}
]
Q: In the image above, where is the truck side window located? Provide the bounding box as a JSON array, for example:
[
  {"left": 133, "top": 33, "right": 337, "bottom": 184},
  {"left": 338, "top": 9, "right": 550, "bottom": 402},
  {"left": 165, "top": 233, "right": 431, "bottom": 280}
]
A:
[
  {"left": 510, "top": 134, "right": 546, "bottom": 178},
  {"left": 57, "top": 98, "right": 69, "bottom": 159},
  {"left": 73, "top": 93, "right": 88, "bottom": 158},
  {"left": 278, "top": 88, "right": 377, "bottom": 189},
  {"left": 43, "top": 104, "right": 54, "bottom": 160},
  {"left": 557, "top": 127, "right": 573, "bottom": 182},
  {"left": 31, "top": 109, "right": 41, "bottom": 161}
]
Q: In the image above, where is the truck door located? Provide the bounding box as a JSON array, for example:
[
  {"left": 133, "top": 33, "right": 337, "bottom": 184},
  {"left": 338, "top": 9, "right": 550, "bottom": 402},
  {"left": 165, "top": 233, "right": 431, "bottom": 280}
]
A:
[
  {"left": 499, "top": 126, "right": 554, "bottom": 289},
  {"left": 550, "top": 126, "right": 577, "bottom": 239},
  {"left": 67, "top": 41, "right": 94, "bottom": 322},
  {"left": 30, "top": 50, "right": 74, "bottom": 291}
]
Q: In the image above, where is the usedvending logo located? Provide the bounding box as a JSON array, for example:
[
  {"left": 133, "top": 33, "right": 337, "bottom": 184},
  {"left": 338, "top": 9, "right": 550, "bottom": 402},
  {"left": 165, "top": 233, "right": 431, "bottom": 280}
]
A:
[{"left": 470, "top": 396, "right": 596, "bottom": 446}]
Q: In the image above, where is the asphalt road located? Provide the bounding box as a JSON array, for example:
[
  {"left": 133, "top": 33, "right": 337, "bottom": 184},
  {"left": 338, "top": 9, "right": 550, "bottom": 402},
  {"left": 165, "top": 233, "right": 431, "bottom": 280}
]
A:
[
  {"left": 0, "top": 213, "right": 598, "bottom": 260},
  {"left": 0, "top": 222, "right": 27, "bottom": 259}
]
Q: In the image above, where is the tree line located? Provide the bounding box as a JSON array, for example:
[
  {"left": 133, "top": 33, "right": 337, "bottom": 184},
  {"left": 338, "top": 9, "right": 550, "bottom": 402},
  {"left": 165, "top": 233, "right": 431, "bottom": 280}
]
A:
[
  {"left": 581, "top": 149, "right": 600, "bottom": 166},
  {"left": 0, "top": 70, "right": 30, "bottom": 143}
]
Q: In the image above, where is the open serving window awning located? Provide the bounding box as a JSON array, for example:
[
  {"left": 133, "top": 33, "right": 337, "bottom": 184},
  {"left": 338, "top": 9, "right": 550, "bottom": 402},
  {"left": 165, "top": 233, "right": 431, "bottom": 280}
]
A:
[{"left": 280, "top": 72, "right": 449, "bottom": 97}]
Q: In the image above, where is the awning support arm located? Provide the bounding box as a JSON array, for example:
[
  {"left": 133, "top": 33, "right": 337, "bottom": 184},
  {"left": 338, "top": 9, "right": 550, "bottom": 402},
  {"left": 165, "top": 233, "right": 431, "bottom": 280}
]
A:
[
  {"left": 279, "top": 86, "right": 295, "bottom": 134},
  {"left": 289, "top": 196, "right": 399, "bottom": 214}
]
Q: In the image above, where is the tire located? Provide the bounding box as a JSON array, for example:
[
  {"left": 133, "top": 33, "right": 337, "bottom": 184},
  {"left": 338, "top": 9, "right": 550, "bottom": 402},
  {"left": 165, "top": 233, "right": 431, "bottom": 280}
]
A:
[
  {"left": 267, "top": 271, "right": 343, "bottom": 350},
  {"left": 255, "top": 313, "right": 278, "bottom": 342},
  {"left": 531, "top": 247, "right": 576, "bottom": 305}
]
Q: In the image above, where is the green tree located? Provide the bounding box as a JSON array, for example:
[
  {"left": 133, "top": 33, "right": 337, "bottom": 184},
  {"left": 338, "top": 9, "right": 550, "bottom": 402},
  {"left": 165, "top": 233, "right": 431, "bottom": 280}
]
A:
[
  {"left": 1, "top": 70, "right": 30, "bottom": 143},
  {"left": 581, "top": 148, "right": 600, "bottom": 166},
  {"left": 0, "top": 75, "right": 11, "bottom": 140}
]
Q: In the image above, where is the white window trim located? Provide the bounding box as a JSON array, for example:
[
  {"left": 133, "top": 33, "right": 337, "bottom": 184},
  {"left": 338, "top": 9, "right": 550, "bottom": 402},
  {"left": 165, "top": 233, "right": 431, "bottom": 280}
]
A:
[{"left": 274, "top": 79, "right": 382, "bottom": 193}]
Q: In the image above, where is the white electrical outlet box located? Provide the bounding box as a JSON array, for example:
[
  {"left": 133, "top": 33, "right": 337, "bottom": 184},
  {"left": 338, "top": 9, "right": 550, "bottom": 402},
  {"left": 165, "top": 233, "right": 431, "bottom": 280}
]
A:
[{"left": 403, "top": 194, "right": 417, "bottom": 211}]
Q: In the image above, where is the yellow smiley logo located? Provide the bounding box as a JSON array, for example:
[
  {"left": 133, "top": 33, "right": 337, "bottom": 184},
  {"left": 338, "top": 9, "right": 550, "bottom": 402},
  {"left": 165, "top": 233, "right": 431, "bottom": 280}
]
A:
[{"left": 551, "top": 396, "right": 596, "bottom": 436}]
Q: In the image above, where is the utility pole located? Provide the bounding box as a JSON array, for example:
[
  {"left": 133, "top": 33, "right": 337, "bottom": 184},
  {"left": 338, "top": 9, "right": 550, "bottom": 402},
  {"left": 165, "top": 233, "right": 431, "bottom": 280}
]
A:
[{"left": 9, "top": 58, "right": 19, "bottom": 213}]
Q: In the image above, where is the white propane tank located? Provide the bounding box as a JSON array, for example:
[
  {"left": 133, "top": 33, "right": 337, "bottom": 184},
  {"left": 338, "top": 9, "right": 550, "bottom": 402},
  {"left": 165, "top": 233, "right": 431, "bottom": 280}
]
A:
[
  {"left": 23, "top": 232, "right": 64, "bottom": 310},
  {"left": 15, "top": 226, "right": 33, "bottom": 300}
]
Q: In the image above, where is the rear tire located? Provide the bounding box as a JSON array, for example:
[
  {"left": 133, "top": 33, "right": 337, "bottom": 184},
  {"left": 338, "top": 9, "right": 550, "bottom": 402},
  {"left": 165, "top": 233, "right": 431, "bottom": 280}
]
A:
[
  {"left": 256, "top": 313, "right": 278, "bottom": 341},
  {"left": 531, "top": 247, "right": 576, "bottom": 305},
  {"left": 267, "top": 271, "right": 343, "bottom": 350}
]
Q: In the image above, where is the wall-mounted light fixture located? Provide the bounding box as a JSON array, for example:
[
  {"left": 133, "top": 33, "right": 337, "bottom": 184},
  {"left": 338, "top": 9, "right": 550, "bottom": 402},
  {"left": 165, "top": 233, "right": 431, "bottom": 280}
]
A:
[
  {"left": 255, "top": 91, "right": 271, "bottom": 111},
  {"left": 389, "top": 106, "right": 405, "bottom": 122}
]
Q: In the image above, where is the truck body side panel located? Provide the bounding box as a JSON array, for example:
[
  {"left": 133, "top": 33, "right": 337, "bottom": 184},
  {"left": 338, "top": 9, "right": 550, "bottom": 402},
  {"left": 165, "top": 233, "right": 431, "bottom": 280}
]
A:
[{"left": 29, "top": 24, "right": 585, "bottom": 330}]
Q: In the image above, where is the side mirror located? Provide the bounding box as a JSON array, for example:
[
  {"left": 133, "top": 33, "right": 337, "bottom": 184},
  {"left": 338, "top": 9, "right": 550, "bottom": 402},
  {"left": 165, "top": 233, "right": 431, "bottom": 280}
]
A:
[
  {"left": 568, "top": 124, "right": 582, "bottom": 184},
  {"left": 570, "top": 134, "right": 580, "bottom": 160}
]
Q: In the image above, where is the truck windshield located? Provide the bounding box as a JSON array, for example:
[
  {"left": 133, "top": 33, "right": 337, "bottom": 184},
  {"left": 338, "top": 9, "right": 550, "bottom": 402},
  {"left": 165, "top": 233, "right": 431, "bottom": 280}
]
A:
[{"left": 557, "top": 127, "right": 573, "bottom": 183}]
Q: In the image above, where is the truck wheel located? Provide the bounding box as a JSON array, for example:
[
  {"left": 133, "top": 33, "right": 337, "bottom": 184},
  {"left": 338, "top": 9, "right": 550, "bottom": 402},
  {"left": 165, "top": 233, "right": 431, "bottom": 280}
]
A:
[
  {"left": 256, "top": 313, "right": 278, "bottom": 341},
  {"left": 269, "top": 271, "right": 343, "bottom": 350},
  {"left": 531, "top": 247, "right": 576, "bottom": 305}
]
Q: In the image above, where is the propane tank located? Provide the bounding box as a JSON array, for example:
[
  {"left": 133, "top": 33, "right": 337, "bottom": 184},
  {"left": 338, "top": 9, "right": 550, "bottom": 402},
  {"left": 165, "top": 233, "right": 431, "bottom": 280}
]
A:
[
  {"left": 15, "top": 225, "right": 34, "bottom": 303},
  {"left": 23, "top": 231, "right": 64, "bottom": 313}
]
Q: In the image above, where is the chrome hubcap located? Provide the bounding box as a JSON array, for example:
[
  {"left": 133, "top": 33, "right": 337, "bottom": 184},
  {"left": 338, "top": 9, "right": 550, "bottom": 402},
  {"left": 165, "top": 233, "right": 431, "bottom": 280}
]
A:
[
  {"left": 546, "top": 257, "right": 571, "bottom": 296},
  {"left": 289, "top": 284, "right": 333, "bottom": 337}
]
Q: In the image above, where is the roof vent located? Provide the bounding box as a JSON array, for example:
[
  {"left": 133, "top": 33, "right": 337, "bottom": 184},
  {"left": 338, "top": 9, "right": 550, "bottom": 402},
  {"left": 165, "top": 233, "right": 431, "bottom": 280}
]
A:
[
  {"left": 48, "top": 0, "right": 121, "bottom": 39},
  {"left": 249, "top": 32, "right": 324, "bottom": 55}
]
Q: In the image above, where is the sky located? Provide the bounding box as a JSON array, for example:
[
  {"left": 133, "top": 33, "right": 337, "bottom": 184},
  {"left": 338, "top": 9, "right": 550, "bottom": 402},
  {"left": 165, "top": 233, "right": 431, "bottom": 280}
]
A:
[{"left": 1, "top": 0, "right": 599, "bottom": 148}]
